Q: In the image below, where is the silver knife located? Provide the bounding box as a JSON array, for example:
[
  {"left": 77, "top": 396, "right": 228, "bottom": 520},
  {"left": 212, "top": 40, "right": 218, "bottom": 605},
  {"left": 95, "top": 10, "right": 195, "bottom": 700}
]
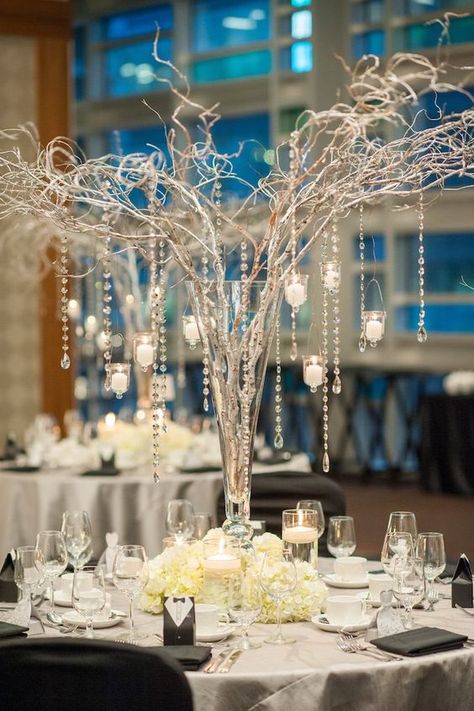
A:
[
  {"left": 203, "top": 647, "right": 232, "bottom": 674},
  {"left": 218, "top": 649, "right": 242, "bottom": 673}
]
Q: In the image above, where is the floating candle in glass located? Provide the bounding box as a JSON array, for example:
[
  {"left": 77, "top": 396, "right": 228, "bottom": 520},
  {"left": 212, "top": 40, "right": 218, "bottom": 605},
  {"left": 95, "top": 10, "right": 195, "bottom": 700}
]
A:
[
  {"left": 132, "top": 332, "right": 156, "bottom": 370},
  {"left": 183, "top": 315, "right": 200, "bottom": 349},
  {"left": 284, "top": 273, "right": 308, "bottom": 310},
  {"left": 302, "top": 355, "right": 325, "bottom": 393},
  {"left": 110, "top": 363, "right": 130, "bottom": 399},
  {"left": 282, "top": 508, "right": 319, "bottom": 569},
  {"left": 362, "top": 310, "right": 386, "bottom": 347},
  {"left": 203, "top": 537, "right": 240, "bottom": 576}
]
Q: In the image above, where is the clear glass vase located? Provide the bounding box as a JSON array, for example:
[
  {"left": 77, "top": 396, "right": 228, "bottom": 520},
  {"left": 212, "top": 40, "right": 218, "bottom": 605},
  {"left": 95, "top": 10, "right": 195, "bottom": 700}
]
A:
[{"left": 187, "top": 280, "right": 283, "bottom": 541}]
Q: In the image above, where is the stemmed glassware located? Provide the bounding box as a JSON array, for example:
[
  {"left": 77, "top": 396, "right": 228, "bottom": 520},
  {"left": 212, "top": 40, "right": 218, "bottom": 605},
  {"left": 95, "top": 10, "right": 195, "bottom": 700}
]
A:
[
  {"left": 193, "top": 513, "right": 213, "bottom": 541},
  {"left": 260, "top": 548, "right": 297, "bottom": 645},
  {"left": 296, "top": 500, "right": 326, "bottom": 540},
  {"left": 72, "top": 566, "right": 106, "bottom": 638},
  {"left": 327, "top": 516, "right": 356, "bottom": 558},
  {"left": 385, "top": 511, "right": 417, "bottom": 539},
  {"left": 112, "top": 545, "right": 148, "bottom": 643},
  {"left": 416, "top": 532, "right": 446, "bottom": 611},
  {"left": 381, "top": 532, "right": 414, "bottom": 576},
  {"left": 227, "top": 570, "right": 262, "bottom": 650},
  {"left": 392, "top": 556, "right": 425, "bottom": 629},
  {"left": 13, "top": 546, "right": 44, "bottom": 626},
  {"left": 34, "top": 531, "right": 68, "bottom": 624},
  {"left": 61, "top": 511, "right": 93, "bottom": 571},
  {"left": 166, "top": 500, "right": 195, "bottom": 544}
]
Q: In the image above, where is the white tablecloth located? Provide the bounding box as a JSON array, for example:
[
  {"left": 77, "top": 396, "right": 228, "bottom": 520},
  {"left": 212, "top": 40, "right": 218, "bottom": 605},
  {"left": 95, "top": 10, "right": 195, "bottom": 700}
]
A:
[{"left": 0, "top": 454, "right": 310, "bottom": 558}]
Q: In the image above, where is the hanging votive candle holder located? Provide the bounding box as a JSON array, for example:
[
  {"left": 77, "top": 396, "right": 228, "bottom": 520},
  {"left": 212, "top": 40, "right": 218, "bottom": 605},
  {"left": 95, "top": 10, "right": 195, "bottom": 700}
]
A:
[
  {"left": 284, "top": 273, "right": 308, "bottom": 311},
  {"left": 132, "top": 332, "right": 156, "bottom": 371},
  {"left": 109, "top": 363, "right": 130, "bottom": 399},
  {"left": 302, "top": 355, "right": 325, "bottom": 393},
  {"left": 183, "top": 315, "right": 200, "bottom": 350},
  {"left": 321, "top": 260, "right": 341, "bottom": 295},
  {"left": 282, "top": 508, "right": 319, "bottom": 570},
  {"left": 363, "top": 310, "right": 386, "bottom": 347},
  {"left": 202, "top": 535, "right": 241, "bottom": 609}
]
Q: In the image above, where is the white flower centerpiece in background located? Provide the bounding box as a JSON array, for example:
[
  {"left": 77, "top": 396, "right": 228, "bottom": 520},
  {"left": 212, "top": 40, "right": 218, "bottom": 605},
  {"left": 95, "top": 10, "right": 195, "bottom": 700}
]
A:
[{"left": 141, "top": 530, "right": 327, "bottom": 623}]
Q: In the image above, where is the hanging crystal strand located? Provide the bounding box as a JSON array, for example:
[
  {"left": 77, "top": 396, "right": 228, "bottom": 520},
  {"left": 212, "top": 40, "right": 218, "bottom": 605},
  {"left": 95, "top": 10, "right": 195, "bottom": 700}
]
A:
[
  {"left": 417, "top": 189, "right": 428, "bottom": 343},
  {"left": 158, "top": 239, "right": 168, "bottom": 432},
  {"left": 331, "top": 222, "right": 342, "bottom": 394},
  {"left": 321, "top": 285, "right": 330, "bottom": 473},
  {"left": 102, "top": 212, "right": 113, "bottom": 389},
  {"left": 149, "top": 237, "right": 161, "bottom": 483},
  {"left": 358, "top": 203, "right": 367, "bottom": 353},
  {"left": 59, "top": 231, "right": 71, "bottom": 369},
  {"left": 274, "top": 317, "right": 284, "bottom": 449},
  {"left": 240, "top": 283, "right": 252, "bottom": 502},
  {"left": 214, "top": 176, "right": 224, "bottom": 269},
  {"left": 289, "top": 131, "right": 299, "bottom": 362}
]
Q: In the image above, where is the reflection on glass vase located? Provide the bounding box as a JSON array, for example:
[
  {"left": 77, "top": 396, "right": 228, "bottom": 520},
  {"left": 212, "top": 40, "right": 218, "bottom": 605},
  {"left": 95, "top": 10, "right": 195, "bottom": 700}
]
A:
[{"left": 187, "top": 280, "right": 283, "bottom": 542}]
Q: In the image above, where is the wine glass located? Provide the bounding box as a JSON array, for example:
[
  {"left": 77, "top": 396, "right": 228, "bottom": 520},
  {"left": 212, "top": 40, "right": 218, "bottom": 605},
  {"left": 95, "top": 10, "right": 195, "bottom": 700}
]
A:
[
  {"left": 61, "top": 511, "right": 93, "bottom": 571},
  {"left": 260, "top": 548, "right": 297, "bottom": 645},
  {"left": 392, "top": 556, "right": 425, "bottom": 629},
  {"left": 296, "top": 500, "right": 325, "bottom": 539},
  {"left": 193, "top": 513, "right": 213, "bottom": 540},
  {"left": 386, "top": 511, "right": 417, "bottom": 539},
  {"left": 227, "top": 570, "right": 262, "bottom": 650},
  {"left": 166, "top": 499, "right": 195, "bottom": 544},
  {"left": 327, "top": 516, "right": 356, "bottom": 558},
  {"left": 416, "top": 532, "right": 446, "bottom": 612},
  {"left": 381, "top": 532, "right": 414, "bottom": 575},
  {"left": 112, "top": 545, "right": 148, "bottom": 643},
  {"left": 72, "top": 566, "right": 106, "bottom": 638},
  {"left": 34, "top": 531, "right": 68, "bottom": 623},
  {"left": 13, "top": 546, "right": 44, "bottom": 626}
]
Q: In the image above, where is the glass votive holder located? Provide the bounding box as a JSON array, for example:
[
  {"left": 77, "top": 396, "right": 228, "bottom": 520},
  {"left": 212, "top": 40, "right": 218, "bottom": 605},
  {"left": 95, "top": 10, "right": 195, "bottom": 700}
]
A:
[
  {"left": 363, "top": 310, "right": 386, "bottom": 347},
  {"left": 302, "top": 354, "right": 325, "bottom": 393},
  {"left": 109, "top": 363, "right": 130, "bottom": 399},
  {"left": 183, "top": 315, "right": 200, "bottom": 349},
  {"left": 201, "top": 536, "right": 241, "bottom": 609},
  {"left": 282, "top": 508, "right": 319, "bottom": 569},
  {"left": 284, "top": 273, "right": 308, "bottom": 311},
  {"left": 162, "top": 536, "right": 197, "bottom": 550},
  {"left": 320, "top": 260, "right": 341, "bottom": 294},
  {"left": 132, "top": 332, "right": 156, "bottom": 371}
]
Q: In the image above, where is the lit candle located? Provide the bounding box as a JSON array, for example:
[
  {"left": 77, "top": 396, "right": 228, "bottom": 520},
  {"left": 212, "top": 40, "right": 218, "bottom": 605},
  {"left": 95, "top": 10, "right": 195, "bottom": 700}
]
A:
[
  {"left": 184, "top": 319, "right": 200, "bottom": 342},
  {"left": 104, "top": 412, "right": 116, "bottom": 429},
  {"left": 67, "top": 299, "right": 80, "bottom": 319},
  {"left": 283, "top": 525, "right": 318, "bottom": 544},
  {"left": 285, "top": 282, "right": 306, "bottom": 308},
  {"left": 304, "top": 363, "right": 323, "bottom": 388},
  {"left": 365, "top": 319, "right": 383, "bottom": 340},
  {"left": 111, "top": 372, "right": 128, "bottom": 393},
  {"left": 204, "top": 554, "right": 241, "bottom": 575},
  {"left": 136, "top": 343, "right": 154, "bottom": 367}
]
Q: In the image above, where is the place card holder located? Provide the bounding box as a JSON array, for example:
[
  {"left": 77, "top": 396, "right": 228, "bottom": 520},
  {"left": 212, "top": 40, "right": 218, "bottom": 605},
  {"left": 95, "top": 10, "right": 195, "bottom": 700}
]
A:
[
  {"left": 163, "top": 596, "right": 196, "bottom": 646},
  {"left": 451, "top": 554, "right": 473, "bottom": 608}
]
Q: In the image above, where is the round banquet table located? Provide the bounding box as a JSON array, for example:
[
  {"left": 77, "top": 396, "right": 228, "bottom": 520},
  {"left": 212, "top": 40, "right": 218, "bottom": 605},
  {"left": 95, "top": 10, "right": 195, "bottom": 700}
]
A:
[
  {"left": 28, "top": 558, "right": 474, "bottom": 711},
  {"left": 0, "top": 454, "right": 310, "bottom": 558}
]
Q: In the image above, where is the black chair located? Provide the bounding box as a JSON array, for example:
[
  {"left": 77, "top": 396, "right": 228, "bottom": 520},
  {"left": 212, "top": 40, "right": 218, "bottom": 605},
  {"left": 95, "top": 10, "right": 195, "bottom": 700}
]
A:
[
  {"left": 217, "top": 470, "right": 346, "bottom": 555},
  {"left": 0, "top": 638, "right": 193, "bottom": 711}
]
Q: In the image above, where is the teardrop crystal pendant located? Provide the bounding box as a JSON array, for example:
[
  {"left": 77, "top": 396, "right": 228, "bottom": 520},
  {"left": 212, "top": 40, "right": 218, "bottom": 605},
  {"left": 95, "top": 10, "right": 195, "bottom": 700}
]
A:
[
  {"left": 274, "top": 432, "right": 284, "bottom": 450},
  {"left": 332, "top": 375, "right": 342, "bottom": 395},
  {"left": 60, "top": 353, "right": 70, "bottom": 369},
  {"left": 290, "top": 341, "right": 298, "bottom": 361},
  {"left": 358, "top": 334, "right": 367, "bottom": 353},
  {"left": 322, "top": 451, "right": 330, "bottom": 473},
  {"left": 417, "top": 325, "right": 427, "bottom": 343},
  {"left": 153, "top": 470, "right": 160, "bottom": 484}
]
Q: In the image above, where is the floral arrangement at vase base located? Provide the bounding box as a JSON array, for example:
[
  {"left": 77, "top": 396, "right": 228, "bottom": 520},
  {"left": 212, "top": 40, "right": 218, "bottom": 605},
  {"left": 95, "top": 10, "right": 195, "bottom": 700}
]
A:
[{"left": 141, "top": 530, "right": 327, "bottom": 624}]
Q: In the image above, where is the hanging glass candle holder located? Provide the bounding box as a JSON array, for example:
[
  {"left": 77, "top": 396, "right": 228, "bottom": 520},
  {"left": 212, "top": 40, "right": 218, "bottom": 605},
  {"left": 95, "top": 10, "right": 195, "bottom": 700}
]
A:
[
  {"left": 183, "top": 315, "right": 200, "bottom": 349},
  {"left": 284, "top": 273, "right": 308, "bottom": 311},
  {"left": 109, "top": 362, "right": 130, "bottom": 399},
  {"left": 132, "top": 332, "right": 156, "bottom": 371},
  {"left": 302, "top": 354, "right": 325, "bottom": 393},
  {"left": 362, "top": 310, "right": 386, "bottom": 347},
  {"left": 320, "top": 260, "right": 341, "bottom": 295}
]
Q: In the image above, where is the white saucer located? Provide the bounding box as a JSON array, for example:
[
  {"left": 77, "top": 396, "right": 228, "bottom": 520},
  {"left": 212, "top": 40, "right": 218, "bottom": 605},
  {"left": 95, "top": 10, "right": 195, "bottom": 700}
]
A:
[
  {"left": 311, "top": 614, "right": 372, "bottom": 633},
  {"left": 62, "top": 610, "right": 122, "bottom": 629},
  {"left": 196, "top": 625, "right": 234, "bottom": 643},
  {"left": 52, "top": 591, "right": 73, "bottom": 607},
  {"left": 323, "top": 573, "right": 369, "bottom": 589}
]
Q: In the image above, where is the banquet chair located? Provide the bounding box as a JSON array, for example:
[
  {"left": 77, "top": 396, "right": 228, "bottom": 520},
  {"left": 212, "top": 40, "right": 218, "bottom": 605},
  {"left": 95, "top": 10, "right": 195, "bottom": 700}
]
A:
[
  {"left": 217, "top": 471, "right": 346, "bottom": 556},
  {"left": 0, "top": 638, "right": 193, "bottom": 711}
]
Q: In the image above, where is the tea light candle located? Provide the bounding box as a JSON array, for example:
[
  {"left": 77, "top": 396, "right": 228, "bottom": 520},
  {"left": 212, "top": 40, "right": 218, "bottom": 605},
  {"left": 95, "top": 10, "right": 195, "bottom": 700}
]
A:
[
  {"left": 184, "top": 319, "right": 200, "bottom": 342},
  {"left": 304, "top": 363, "right": 323, "bottom": 388},
  {"left": 365, "top": 319, "right": 383, "bottom": 340},
  {"left": 136, "top": 343, "right": 154, "bottom": 368},
  {"left": 111, "top": 372, "right": 128, "bottom": 393},
  {"left": 285, "top": 282, "right": 305, "bottom": 308},
  {"left": 204, "top": 554, "right": 241, "bottom": 575},
  {"left": 283, "top": 525, "right": 318, "bottom": 544}
]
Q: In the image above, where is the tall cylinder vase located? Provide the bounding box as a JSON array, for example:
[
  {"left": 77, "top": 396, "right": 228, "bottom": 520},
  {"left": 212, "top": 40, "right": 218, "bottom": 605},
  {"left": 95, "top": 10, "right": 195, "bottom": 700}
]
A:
[{"left": 187, "top": 280, "right": 283, "bottom": 541}]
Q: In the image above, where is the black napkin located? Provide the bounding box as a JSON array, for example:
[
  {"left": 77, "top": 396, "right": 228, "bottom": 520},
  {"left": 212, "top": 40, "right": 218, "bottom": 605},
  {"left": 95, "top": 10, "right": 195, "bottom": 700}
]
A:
[
  {"left": 148, "top": 645, "right": 212, "bottom": 671},
  {"left": 0, "top": 552, "right": 18, "bottom": 603},
  {"left": 180, "top": 466, "right": 221, "bottom": 474},
  {"left": 0, "top": 621, "right": 28, "bottom": 639},
  {"left": 4, "top": 465, "right": 40, "bottom": 473},
  {"left": 372, "top": 627, "right": 467, "bottom": 656},
  {"left": 451, "top": 554, "right": 473, "bottom": 608}
]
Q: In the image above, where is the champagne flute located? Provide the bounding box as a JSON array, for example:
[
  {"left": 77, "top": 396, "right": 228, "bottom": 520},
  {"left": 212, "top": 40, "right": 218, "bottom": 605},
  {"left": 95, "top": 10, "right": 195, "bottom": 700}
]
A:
[
  {"left": 416, "top": 532, "right": 446, "bottom": 611},
  {"left": 260, "top": 548, "right": 297, "bottom": 645},
  {"left": 34, "top": 531, "right": 68, "bottom": 624},
  {"left": 72, "top": 566, "right": 106, "bottom": 638},
  {"left": 193, "top": 512, "right": 213, "bottom": 541},
  {"left": 296, "top": 500, "right": 325, "bottom": 539},
  {"left": 327, "top": 516, "right": 356, "bottom": 558},
  {"left": 166, "top": 500, "right": 195, "bottom": 544},
  {"left": 381, "top": 532, "right": 414, "bottom": 575},
  {"left": 112, "top": 545, "right": 148, "bottom": 643},
  {"left": 61, "top": 511, "right": 93, "bottom": 571},
  {"left": 392, "top": 556, "right": 424, "bottom": 629},
  {"left": 228, "top": 570, "right": 262, "bottom": 650}
]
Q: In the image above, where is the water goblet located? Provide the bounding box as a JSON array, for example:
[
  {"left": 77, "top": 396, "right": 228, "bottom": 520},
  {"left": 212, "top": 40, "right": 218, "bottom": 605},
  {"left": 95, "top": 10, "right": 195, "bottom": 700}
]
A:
[
  {"left": 61, "top": 511, "right": 93, "bottom": 571},
  {"left": 392, "top": 556, "right": 425, "bottom": 629},
  {"left": 193, "top": 513, "right": 213, "bottom": 541},
  {"left": 72, "top": 566, "right": 106, "bottom": 638},
  {"left": 227, "top": 570, "right": 262, "bottom": 650},
  {"left": 13, "top": 546, "right": 44, "bottom": 626},
  {"left": 166, "top": 499, "right": 195, "bottom": 544},
  {"left": 112, "top": 545, "right": 148, "bottom": 643},
  {"left": 381, "top": 532, "right": 414, "bottom": 575},
  {"left": 34, "top": 530, "right": 68, "bottom": 624},
  {"left": 327, "top": 516, "right": 356, "bottom": 558},
  {"left": 416, "top": 532, "right": 446, "bottom": 611},
  {"left": 386, "top": 511, "right": 417, "bottom": 539},
  {"left": 260, "top": 548, "right": 297, "bottom": 645}
]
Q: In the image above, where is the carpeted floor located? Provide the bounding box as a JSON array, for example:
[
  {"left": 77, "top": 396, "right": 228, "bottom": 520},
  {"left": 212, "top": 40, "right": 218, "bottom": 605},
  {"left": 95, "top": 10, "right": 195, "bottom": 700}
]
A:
[{"left": 340, "top": 478, "right": 474, "bottom": 563}]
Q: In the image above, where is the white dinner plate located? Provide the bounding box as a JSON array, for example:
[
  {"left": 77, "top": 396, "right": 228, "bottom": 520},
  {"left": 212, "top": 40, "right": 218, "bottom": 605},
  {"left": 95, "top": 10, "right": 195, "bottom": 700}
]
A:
[
  {"left": 196, "top": 625, "right": 234, "bottom": 643},
  {"left": 311, "top": 614, "right": 372, "bottom": 633},
  {"left": 323, "top": 573, "right": 369, "bottom": 589},
  {"left": 62, "top": 610, "right": 122, "bottom": 629}
]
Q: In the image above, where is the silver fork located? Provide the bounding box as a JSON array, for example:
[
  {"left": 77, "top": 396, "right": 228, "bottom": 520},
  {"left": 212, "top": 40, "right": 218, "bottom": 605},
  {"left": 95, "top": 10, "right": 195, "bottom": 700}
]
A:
[
  {"left": 338, "top": 634, "right": 402, "bottom": 661},
  {"left": 203, "top": 646, "right": 233, "bottom": 673}
]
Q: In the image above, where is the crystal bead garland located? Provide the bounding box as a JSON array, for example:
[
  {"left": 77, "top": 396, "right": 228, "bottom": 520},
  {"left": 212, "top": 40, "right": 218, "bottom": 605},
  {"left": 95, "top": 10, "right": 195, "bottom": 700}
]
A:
[
  {"left": 288, "top": 131, "right": 299, "bottom": 362},
  {"left": 59, "top": 231, "right": 71, "bottom": 369},
  {"left": 149, "top": 237, "right": 161, "bottom": 483},
  {"left": 157, "top": 239, "right": 168, "bottom": 432},
  {"left": 273, "top": 317, "right": 284, "bottom": 450},
  {"left": 240, "top": 283, "right": 252, "bottom": 500},
  {"left": 358, "top": 204, "right": 367, "bottom": 353},
  {"left": 101, "top": 213, "right": 113, "bottom": 388},
  {"left": 321, "top": 269, "right": 331, "bottom": 473},
  {"left": 331, "top": 223, "right": 342, "bottom": 395},
  {"left": 417, "top": 190, "right": 428, "bottom": 343}
]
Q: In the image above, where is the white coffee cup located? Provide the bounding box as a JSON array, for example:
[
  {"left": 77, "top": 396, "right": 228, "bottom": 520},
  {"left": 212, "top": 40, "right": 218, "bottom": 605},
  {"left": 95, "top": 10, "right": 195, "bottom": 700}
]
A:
[
  {"left": 195, "top": 603, "right": 219, "bottom": 631},
  {"left": 368, "top": 573, "right": 392, "bottom": 602},
  {"left": 325, "top": 595, "right": 366, "bottom": 626},
  {"left": 334, "top": 556, "right": 367, "bottom": 581}
]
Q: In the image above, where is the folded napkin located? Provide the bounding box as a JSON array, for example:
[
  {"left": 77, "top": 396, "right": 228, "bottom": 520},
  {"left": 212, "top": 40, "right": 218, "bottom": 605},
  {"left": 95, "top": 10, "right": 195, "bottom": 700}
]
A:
[
  {"left": 149, "top": 645, "right": 212, "bottom": 671},
  {"left": 0, "top": 552, "right": 18, "bottom": 602},
  {"left": 372, "top": 627, "right": 467, "bottom": 656},
  {"left": 0, "top": 621, "right": 28, "bottom": 639}
]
